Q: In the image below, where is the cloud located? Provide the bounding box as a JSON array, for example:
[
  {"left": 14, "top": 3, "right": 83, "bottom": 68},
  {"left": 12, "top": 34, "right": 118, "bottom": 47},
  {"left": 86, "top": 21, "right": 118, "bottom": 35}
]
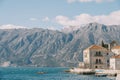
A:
[
  {"left": 47, "top": 26, "right": 57, "bottom": 30},
  {"left": 67, "top": 0, "right": 76, "bottom": 3},
  {"left": 67, "top": 0, "right": 115, "bottom": 3},
  {"left": 0, "top": 24, "right": 27, "bottom": 29},
  {"left": 42, "top": 17, "right": 50, "bottom": 22},
  {"left": 55, "top": 10, "right": 120, "bottom": 29},
  {"left": 30, "top": 18, "right": 38, "bottom": 21}
]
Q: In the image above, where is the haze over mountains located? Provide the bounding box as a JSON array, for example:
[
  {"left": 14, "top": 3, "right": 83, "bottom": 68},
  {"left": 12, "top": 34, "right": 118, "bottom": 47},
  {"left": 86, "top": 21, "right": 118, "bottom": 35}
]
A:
[{"left": 0, "top": 23, "right": 120, "bottom": 67}]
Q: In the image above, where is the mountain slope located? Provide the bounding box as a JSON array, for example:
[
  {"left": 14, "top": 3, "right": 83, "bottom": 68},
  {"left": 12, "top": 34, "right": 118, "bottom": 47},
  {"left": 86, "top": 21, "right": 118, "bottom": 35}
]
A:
[{"left": 0, "top": 23, "right": 120, "bottom": 67}]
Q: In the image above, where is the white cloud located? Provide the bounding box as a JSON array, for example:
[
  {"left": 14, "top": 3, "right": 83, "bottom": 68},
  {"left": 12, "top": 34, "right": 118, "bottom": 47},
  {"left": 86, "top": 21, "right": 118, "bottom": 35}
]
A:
[
  {"left": 0, "top": 24, "right": 27, "bottom": 29},
  {"left": 47, "top": 26, "right": 57, "bottom": 30},
  {"left": 67, "top": 0, "right": 115, "bottom": 3},
  {"left": 55, "top": 10, "right": 120, "bottom": 29},
  {"left": 42, "top": 17, "right": 50, "bottom": 22},
  {"left": 79, "top": 0, "right": 93, "bottom": 2},
  {"left": 67, "top": 0, "right": 76, "bottom": 3},
  {"left": 30, "top": 18, "right": 38, "bottom": 21}
]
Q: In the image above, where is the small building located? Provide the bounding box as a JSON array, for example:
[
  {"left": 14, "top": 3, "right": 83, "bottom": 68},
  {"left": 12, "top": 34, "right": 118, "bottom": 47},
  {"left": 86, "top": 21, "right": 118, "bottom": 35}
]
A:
[
  {"left": 78, "top": 62, "right": 85, "bottom": 68},
  {"left": 111, "top": 46, "right": 120, "bottom": 55},
  {"left": 110, "top": 55, "right": 120, "bottom": 70},
  {"left": 83, "top": 45, "right": 114, "bottom": 69}
]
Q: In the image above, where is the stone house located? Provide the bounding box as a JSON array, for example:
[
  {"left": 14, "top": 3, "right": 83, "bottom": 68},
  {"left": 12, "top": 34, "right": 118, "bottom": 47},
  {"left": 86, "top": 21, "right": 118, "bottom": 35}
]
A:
[
  {"left": 110, "top": 55, "right": 120, "bottom": 70},
  {"left": 111, "top": 46, "right": 120, "bottom": 55},
  {"left": 83, "top": 45, "right": 114, "bottom": 69}
]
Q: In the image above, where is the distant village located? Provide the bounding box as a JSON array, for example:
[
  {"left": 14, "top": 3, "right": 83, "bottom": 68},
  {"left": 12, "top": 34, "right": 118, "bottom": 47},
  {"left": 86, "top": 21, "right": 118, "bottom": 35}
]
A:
[{"left": 79, "top": 40, "right": 120, "bottom": 70}]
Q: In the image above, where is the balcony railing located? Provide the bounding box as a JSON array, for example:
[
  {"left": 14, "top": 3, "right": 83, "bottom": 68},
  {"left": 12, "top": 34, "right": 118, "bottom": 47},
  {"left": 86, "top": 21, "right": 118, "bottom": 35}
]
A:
[
  {"left": 95, "top": 62, "right": 103, "bottom": 64},
  {"left": 94, "top": 54, "right": 103, "bottom": 57}
]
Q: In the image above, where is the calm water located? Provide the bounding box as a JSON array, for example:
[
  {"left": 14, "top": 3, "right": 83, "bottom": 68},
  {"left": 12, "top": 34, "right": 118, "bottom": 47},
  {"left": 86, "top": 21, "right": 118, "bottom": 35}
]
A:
[{"left": 0, "top": 67, "right": 116, "bottom": 80}]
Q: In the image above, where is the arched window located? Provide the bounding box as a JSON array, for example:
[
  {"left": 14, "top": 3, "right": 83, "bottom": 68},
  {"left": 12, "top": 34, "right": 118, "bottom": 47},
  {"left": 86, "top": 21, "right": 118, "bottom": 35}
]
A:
[
  {"left": 95, "top": 66, "right": 98, "bottom": 68},
  {"left": 96, "top": 59, "right": 98, "bottom": 64},
  {"left": 95, "top": 51, "right": 102, "bottom": 56},
  {"left": 99, "top": 51, "right": 101, "bottom": 56},
  {"left": 99, "top": 59, "right": 102, "bottom": 64},
  {"left": 95, "top": 52, "right": 99, "bottom": 56},
  {"left": 107, "top": 53, "right": 109, "bottom": 55},
  {"left": 107, "top": 60, "right": 109, "bottom": 63},
  {"left": 96, "top": 59, "right": 102, "bottom": 64}
]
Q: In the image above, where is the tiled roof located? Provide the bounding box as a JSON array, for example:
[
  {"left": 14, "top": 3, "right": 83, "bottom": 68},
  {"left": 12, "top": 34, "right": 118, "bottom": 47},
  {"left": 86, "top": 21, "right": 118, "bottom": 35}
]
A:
[
  {"left": 112, "top": 55, "right": 120, "bottom": 58},
  {"left": 85, "top": 45, "right": 107, "bottom": 50},
  {"left": 112, "top": 46, "right": 120, "bottom": 49}
]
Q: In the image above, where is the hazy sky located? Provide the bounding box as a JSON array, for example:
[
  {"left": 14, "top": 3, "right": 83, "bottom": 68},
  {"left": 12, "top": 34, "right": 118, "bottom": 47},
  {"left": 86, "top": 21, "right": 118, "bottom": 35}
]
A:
[{"left": 0, "top": 0, "right": 120, "bottom": 30}]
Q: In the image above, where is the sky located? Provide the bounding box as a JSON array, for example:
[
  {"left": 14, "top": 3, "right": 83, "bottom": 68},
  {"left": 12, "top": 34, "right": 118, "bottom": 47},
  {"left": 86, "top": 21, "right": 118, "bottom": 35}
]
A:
[{"left": 0, "top": 0, "right": 120, "bottom": 30}]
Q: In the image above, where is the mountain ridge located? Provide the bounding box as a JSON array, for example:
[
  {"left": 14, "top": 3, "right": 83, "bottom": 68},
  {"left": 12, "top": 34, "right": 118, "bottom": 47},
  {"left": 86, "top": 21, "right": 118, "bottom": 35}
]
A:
[{"left": 0, "top": 23, "right": 120, "bottom": 67}]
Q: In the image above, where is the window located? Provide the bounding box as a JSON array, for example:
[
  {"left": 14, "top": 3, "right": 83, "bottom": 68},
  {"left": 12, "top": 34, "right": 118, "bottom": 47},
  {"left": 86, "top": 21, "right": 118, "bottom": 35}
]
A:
[
  {"left": 107, "top": 53, "right": 109, "bottom": 55},
  {"left": 107, "top": 60, "right": 109, "bottom": 63},
  {"left": 99, "top": 51, "right": 101, "bottom": 55},
  {"left": 99, "top": 59, "right": 102, "bottom": 64},
  {"left": 95, "top": 51, "right": 102, "bottom": 56},
  {"left": 96, "top": 52, "right": 98, "bottom": 56},
  {"left": 95, "top": 59, "right": 102, "bottom": 64},
  {"left": 96, "top": 59, "right": 99, "bottom": 64},
  {"left": 95, "top": 66, "right": 98, "bottom": 68}
]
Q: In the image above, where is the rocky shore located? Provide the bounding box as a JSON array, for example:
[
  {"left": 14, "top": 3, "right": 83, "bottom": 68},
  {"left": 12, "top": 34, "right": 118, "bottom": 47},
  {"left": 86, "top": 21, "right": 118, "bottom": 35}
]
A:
[{"left": 68, "top": 68, "right": 120, "bottom": 77}]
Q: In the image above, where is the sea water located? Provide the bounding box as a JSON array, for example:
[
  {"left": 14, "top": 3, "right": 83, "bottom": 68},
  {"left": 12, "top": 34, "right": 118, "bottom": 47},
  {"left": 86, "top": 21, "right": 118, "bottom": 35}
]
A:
[{"left": 0, "top": 67, "right": 116, "bottom": 80}]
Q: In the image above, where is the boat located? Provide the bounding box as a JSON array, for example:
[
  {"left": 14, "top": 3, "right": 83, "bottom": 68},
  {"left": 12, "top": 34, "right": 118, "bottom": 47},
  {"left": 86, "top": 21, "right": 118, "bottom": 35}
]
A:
[
  {"left": 64, "top": 70, "right": 70, "bottom": 72},
  {"left": 95, "top": 73, "right": 107, "bottom": 77},
  {"left": 37, "top": 72, "right": 46, "bottom": 74},
  {"left": 80, "top": 71, "right": 95, "bottom": 75}
]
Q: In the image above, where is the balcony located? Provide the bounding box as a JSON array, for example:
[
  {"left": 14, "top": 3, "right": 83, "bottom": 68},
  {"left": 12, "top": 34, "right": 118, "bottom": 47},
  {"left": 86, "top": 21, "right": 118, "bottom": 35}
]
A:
[
  {"left": 95, "top": 62, "right": 103, "bottom": 64},
  {"left": 94, "top": 54, "right": 103, "bottom": 57},
  {"left": 95, "top": 59, "right": 103, "bottom": 64},
  {"left": 94, "top": 51, "right": 103, "bottom": 57}
]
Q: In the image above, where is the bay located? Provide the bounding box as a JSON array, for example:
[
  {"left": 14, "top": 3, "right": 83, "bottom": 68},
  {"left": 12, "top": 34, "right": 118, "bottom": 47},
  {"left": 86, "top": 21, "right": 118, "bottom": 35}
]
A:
[{"left": 0, "top": 67, "right": 116, "bottom": 80}]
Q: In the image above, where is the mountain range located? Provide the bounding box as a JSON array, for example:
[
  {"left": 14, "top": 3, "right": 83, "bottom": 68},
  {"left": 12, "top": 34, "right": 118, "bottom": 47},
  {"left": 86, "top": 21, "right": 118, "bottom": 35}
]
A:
[{"left": 0, "top": 23, "right": 120, "bottom": 67}]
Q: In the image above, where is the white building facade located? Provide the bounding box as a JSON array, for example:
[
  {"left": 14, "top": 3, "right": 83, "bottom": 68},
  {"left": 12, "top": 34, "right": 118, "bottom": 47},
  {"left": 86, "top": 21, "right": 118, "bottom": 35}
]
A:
[
  {"left": 110, "top": 55, "right": 120, "bottom": 70},
  {"left": 111, "top": 46, "right": 120, "bottom": 55},
  {"left": 83, "top": 45, "right": 114, "bottom": 69}
]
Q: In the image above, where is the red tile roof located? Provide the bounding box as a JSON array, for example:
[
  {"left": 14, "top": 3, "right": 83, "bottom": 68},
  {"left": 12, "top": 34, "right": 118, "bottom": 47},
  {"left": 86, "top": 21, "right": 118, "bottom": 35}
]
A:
[
  {"left": 85, "top": 45, "right": 107, "bottom": 50},
  {"left": 112, "top": 55, "right": 120, "bottom": 58},
  {"left": 112, "top": 46, "right": 120, "bottom": 49}
]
